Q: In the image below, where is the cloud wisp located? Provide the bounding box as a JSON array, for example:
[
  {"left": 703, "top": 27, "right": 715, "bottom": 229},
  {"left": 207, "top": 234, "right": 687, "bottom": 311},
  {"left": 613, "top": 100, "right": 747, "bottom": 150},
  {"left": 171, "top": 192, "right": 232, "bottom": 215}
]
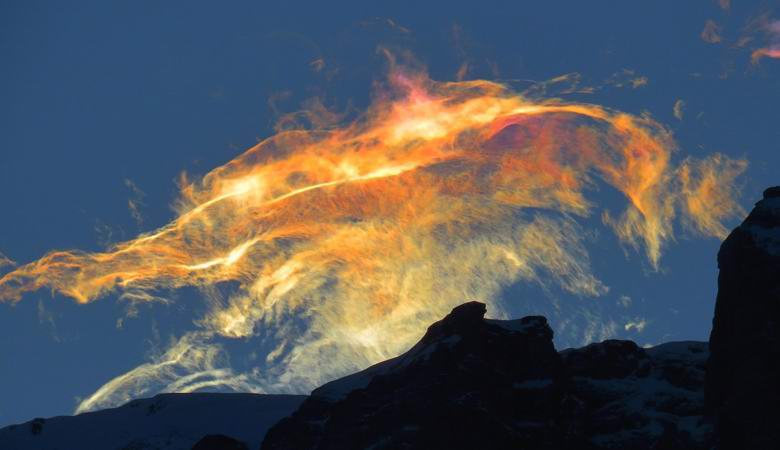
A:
[
  {"left": 752, "top": 20, "right": 780, "bottom": 63},
  {"left": 0, "top": 64, "right": 746, "bottom": 412}
]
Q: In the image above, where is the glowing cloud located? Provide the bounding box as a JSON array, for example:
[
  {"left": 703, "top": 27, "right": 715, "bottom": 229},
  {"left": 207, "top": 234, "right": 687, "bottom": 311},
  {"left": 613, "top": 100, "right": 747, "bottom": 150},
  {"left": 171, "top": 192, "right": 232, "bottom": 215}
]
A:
[
  {"left": 0, "top": 64, "right": 746, "bottom": 412},
  {"left": 701, "top": 20, "right": 723, "bottom": 44},
  {"left": 752, "top": 20, "right": 780, "bottom": 63},
  {"left": 673, "top": 99, "right": 685, "bottom": 121},
  {"left": 0, "top": 253, "right": 14, "bottom": 269}
]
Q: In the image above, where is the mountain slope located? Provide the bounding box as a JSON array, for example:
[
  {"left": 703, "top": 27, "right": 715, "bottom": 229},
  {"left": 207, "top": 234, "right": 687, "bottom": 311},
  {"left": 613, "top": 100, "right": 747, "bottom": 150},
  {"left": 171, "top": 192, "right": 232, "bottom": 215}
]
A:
[
  {"left": 3, "top": 186, "right": 778, "bottom": 450},
  {"left": 707, "top": 186, "right": 780, "bottom": 449},
  {"left": 262, "top": 303, "right": 711, "bottom": 450},
  {"left": 0, "top": 393, "right": 305, "bottom": 450}
]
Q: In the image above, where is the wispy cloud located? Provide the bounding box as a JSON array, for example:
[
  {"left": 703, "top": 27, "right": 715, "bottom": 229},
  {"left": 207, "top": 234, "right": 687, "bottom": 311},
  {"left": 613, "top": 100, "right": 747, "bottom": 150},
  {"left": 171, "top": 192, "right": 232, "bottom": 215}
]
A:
[{"left": 0, "top": 63, "right": 747, "bottom": 412}]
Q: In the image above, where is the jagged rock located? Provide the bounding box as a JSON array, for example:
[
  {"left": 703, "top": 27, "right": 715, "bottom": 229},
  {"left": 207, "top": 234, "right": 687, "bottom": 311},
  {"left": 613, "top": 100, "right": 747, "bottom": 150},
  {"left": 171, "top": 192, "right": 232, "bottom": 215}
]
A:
[
  {"left": 262, "top": 302, "right": 568, "bottom": 450},
  {"left": 561, "top": 339, "right": 651, "bottom": 379},
  {"left": 262, "top": 302, "right": 712, "bottom": 450},
  {"left": 706, "top": 186, "right": 780, "bottom": 449},
  {"left": 565, "top": 340, "right": 711, "bottom": 449},
  {"left": 6, "top": 188, "right": 778, "bottom": 450}
]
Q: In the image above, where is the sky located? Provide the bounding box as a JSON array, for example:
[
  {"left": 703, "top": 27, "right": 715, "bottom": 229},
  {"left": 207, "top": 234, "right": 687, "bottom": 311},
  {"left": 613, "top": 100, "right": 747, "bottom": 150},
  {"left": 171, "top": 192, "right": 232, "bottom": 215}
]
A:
[{"left": 1, "top": 0, "right": 778, "bottom": 427}]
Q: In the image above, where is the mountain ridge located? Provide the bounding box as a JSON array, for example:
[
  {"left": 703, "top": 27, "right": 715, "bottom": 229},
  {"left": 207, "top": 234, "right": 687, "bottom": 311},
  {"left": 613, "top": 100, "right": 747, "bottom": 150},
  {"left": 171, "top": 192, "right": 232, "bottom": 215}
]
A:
[{"left": 2, "top": 186, "right": 778, "bottom": 450}]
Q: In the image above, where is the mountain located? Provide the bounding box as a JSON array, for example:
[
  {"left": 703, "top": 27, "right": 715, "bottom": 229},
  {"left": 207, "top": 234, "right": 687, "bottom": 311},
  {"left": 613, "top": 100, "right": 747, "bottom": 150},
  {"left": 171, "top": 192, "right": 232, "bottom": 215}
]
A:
[
  {"left": 261, "top": 303, "right": 711, "bottom": 450},
  {"left": 0, "top": 393, "right": 305, "bottom": 450},
  {"left": 261, "top": 186, "right": 780, "bottom": 450},
  {"left": 1, "top": 186, "right": 778, "bottom": 450},
  {"left": 706, "top": 186, "right": 780, "bottom": 449}
]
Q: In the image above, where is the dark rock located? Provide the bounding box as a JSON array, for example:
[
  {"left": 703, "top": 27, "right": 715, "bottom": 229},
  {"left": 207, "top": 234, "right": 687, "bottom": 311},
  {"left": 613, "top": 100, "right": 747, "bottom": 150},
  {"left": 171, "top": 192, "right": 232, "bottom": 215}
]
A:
[
  {"left": 563, "top": 340, "right": 710, "bottom": 449},
  {"left": 8, "top": 188, "right": 777, "bottom": 450},
  {"left": 562, "top": 339, "right": 650, "bottom": 379},
  {"left": 191, "top": 434, "right": 248, "bottom": 450},
  {"left": 29, "top": 418, "right": 44, "bottom": 436},
  {"left": 706, "top": 186, "right": 780, "bottom": 449},
  {"left": 763, "top": 186, "right": 780, "bottom": 199},
  {"left": 262, "top": 303, "right": 712, "bottom": 450},
  {"left": 262, "top": 301, "right": 568, "bottom": 450}
]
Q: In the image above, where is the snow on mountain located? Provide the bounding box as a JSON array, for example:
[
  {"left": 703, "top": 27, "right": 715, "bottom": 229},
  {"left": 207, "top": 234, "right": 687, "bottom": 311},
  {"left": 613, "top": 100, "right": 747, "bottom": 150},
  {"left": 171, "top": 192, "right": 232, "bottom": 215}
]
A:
[{"left": 0, "top": 393, "right": 305, "bottom": 450}]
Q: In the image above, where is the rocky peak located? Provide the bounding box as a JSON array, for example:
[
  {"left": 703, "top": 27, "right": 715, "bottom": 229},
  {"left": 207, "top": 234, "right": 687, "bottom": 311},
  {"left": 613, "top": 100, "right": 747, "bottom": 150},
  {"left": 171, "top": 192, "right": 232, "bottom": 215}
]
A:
[
  {"left": 562, "top": 339, "right": 651, "bottom": 379},
  {"left": 263, "top": 302, "right": 565, "bottom": 450},
  {"left": 706, "top": 186, "right": 780, "bottom": 449},
  {"left": 762, "top": 186, "right": 780, "bottom": 199},
  {"left": 263, "top": 302, "right": 712, "bottom": 450},
  {"left": 7, "top": 188, "right": 778, "bottom": 450}
]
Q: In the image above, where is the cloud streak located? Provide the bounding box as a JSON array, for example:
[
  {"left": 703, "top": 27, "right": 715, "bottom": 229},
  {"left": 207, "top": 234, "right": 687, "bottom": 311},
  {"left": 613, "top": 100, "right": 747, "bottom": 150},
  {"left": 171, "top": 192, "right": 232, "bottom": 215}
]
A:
[
  {"left": 752, "top": 20, "right": 780, "bottom": 63},
  {"left": 0, "top": 64, "right": 746, "bottom": 412}
]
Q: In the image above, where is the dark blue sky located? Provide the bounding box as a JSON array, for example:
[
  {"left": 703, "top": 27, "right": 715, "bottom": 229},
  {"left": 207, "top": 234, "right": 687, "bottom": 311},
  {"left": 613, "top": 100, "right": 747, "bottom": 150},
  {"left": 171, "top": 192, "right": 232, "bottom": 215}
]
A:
[{"left": 1, "top": 0, "right": 778, "bottom": 427}]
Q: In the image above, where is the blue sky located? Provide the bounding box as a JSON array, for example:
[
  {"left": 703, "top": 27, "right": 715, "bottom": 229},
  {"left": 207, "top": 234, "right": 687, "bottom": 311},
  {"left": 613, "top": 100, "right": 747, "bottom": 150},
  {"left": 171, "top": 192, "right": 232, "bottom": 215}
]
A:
[{"left": 1, "top": 0, "right": 778, "bottom": 427}]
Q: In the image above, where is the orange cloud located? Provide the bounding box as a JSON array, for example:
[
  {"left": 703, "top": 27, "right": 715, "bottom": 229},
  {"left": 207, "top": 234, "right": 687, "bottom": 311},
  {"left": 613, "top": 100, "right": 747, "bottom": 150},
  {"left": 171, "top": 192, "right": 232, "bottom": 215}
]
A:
[
  {"left": 701, "top": 20, "right": 723, "bottom": 44},
  {"left": 752, "top": 20, "right": 780, "bottom": 63},
  {"left": 0, "top": 65, "right": 747, "bottom": 412}
]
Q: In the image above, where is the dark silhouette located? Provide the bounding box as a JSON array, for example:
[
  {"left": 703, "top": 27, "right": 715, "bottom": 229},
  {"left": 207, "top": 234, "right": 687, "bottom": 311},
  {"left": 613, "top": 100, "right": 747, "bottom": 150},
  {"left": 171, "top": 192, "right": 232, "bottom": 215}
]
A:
[
  {"left": 706, "top": 186, "right": 780, "bottom": 449},
  {"left": 2, "top": 188, "right": 777, "bottom": 450},
  {"left": 262, "top": 186, "right": 780, "bottom": 450},
  {"left": 192, "top": 434, "right": 249, "bottom": 450}
]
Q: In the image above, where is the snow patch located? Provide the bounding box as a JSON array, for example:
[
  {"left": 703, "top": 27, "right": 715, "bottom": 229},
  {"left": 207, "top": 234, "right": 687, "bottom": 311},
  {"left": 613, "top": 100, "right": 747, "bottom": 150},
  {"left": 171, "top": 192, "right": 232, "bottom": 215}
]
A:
[
  {"left": 486, "top": 318, "right": 538, "bottom": 333},
  {"left": 0, "top": 393, "right": 305, "bottom": 450}
]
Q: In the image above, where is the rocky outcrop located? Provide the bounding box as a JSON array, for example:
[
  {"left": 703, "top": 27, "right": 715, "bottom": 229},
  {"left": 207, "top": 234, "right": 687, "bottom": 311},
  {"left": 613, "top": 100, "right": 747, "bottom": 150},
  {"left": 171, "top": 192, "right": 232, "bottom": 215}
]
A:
[
  {"left": 262, "top": 302, "right": 712, "bottom": 450},
  {"left": 263, "top": 302, "right": 567, "bottom": 450},
  {"left": 562, "top": 340, "right": 710, "bottom": 449},
  {"left": 260, "top": 187, "right": 780, "bottom": 450},
  {"left": 4, "top": 188, "right": 776, "bottom": 450},
  {"left": 706, "top": 186, "right": 780, "bottom": 449}
]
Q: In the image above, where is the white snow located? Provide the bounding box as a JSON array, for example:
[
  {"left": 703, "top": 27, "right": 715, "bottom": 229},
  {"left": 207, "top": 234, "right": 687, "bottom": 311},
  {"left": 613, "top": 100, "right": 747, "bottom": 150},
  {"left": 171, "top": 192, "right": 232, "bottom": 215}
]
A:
[
  {"left": 0, "top": 393, "right": 305, "bottom": 450},
  {"left": 645, "top": 341, "right": 708, "bottom": 364},
  {"left": 485, "top": 318, "right": 538, "bottom": 333},
  {"left": 574, "top": 341, "right": 710, "bottom": 447},
  {"left": 315, "top": 334, "right": 464, "bottom": 402},
  {"left": 313, "top": 357, "right": 395, "bottom": 402}
]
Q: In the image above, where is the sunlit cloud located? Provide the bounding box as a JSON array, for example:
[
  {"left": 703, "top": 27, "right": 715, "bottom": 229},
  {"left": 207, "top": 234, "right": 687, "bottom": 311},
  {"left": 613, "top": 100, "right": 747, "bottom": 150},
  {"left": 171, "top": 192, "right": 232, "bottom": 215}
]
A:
[
  {"left": 751, "top": 20, "right": 780, "bottom": 63},
  {"left": 701, "top": 19, "right": 723, "bottom": 44},
  {"left": 0, "top": 252, "right": 14, "bottom": 269},
  {"left": 673, "top": 99, "right": 685, "bottom": 121},
  {"left": 124, "top": 179, "right": 147, "bottom": 228},
  {"left": 624, "top": 318, "right": 648, "bottom": 333},
  {"left": 0, "top": 62, "right": 746, "bottom": 412}
]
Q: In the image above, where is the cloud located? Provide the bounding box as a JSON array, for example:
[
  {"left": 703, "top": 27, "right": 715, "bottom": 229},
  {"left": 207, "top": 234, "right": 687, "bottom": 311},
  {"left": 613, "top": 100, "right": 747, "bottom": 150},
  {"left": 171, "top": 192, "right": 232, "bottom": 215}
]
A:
[
  {"left": 0, "top": 252, "right": 14, "bottom": 269},
  {"left": 124, "top": 179, "right": 146, "bottom": 228},
  {"left": 751, "top": 20, "right": 780, "bottom": 63},
  {"left": 701, "top": 20, "right": 723, "bottom": 44},
  {"left": 624, "top": 318, "right": 648, "bottom": 333},
  {"left": 673, "top": 100, "right": 685, "bottom": 121},
  {"left": 75, "top": 332, "right": 260, "bottom": 413},
  {"left": 604, "top": 69, "right": 648, "bottom": 89},
  {"left": 0, "top": 64, "right": 747, "bottom": 412},
  {"left": 37, "top": 300, "right": 60, "bottom": 342}
]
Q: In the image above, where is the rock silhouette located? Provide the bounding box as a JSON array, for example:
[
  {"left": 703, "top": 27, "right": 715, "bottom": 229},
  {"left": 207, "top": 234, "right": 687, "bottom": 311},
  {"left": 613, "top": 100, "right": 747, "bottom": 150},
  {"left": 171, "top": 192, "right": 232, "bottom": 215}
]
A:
[
  {"left": 1, "top": 188, "right": 777, "bottom": 450},
  {"left": 262, "top": 303, "right": 711, "bottom": 450},
  {"left": 706, "top": 186, "right": 780, "bottom": 449},
  {"left": 262, "top": 187, "right": 780, "bottom": 450}
]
